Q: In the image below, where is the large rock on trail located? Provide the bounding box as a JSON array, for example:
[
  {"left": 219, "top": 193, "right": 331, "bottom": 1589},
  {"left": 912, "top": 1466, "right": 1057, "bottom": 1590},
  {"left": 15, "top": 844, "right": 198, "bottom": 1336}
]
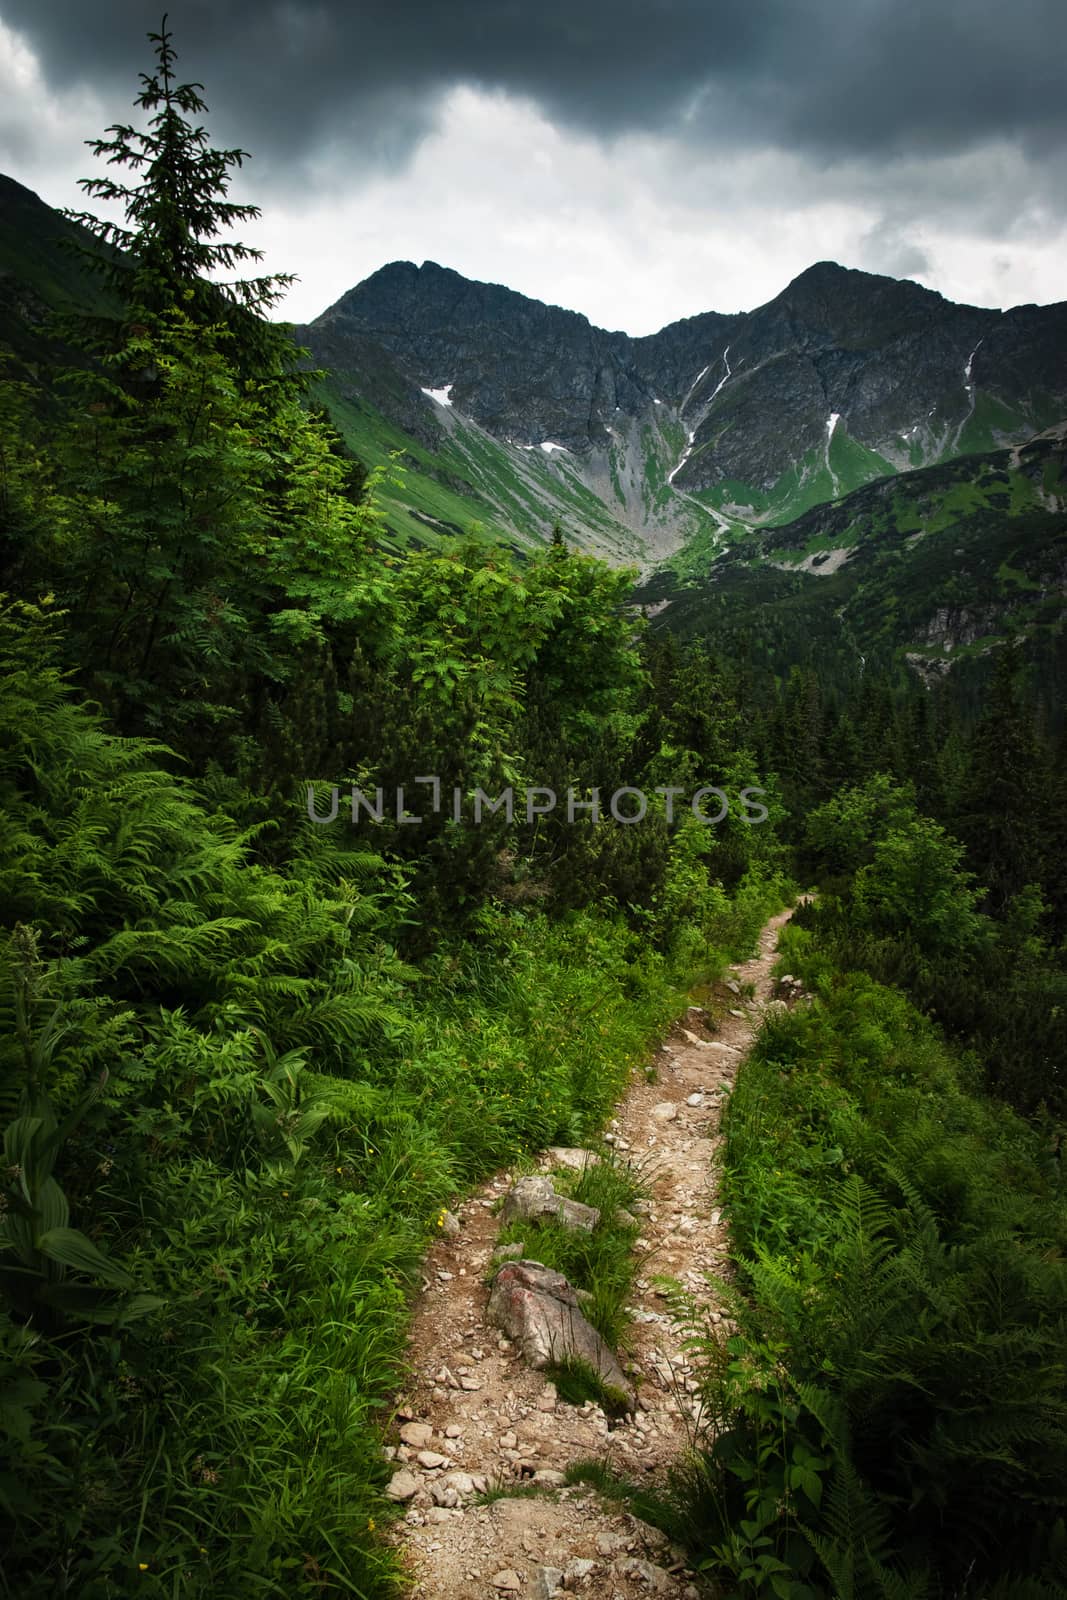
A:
[
  {"left": 500, "top": 1174, "right": 600, "bottom": 1232},
  {"left": 486, "top": 1261, "right": 635, "bottom": 1411}
]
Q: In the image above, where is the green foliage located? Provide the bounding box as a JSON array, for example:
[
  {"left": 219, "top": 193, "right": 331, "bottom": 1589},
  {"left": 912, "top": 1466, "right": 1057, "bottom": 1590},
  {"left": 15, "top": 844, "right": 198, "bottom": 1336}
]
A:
[
  {"left": 495, "top": 1153, "right": 645, "bottom": 1349},
  {"left": 0, "top": 20, "right": 778, "bottom": 1596},
  {"left": 64, "top": 16, "right": 295, "bottom": 326},
  {"left": 544, "top": 1356, "right": 631, "bottom": 1418},
  {"left": 679, "top": 946, "right": 1067, "bottom": 1598}
]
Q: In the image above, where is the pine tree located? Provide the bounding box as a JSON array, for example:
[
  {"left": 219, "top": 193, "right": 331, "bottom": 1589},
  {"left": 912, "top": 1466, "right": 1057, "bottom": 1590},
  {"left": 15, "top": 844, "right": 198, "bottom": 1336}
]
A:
[
  {"left": 61, "top": 15, "right": 301, "bottom": 390},
  {"left": 956, "top": 650, "right": 1049, "bottom": 912}
]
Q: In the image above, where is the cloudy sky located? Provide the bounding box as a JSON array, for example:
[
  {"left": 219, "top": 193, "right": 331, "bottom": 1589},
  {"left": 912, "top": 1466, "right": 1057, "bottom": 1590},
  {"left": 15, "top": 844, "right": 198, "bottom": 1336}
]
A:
[{"left": 1, "top": 1, "right": 1064, "bottom": 334}]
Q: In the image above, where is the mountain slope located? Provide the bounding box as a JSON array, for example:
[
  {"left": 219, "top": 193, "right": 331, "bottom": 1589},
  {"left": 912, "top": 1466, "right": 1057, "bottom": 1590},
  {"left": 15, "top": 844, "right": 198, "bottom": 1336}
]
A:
[
  {"left": 300, "top": 258, "right": 1067, "bottom": 568},
  {"left": 0, "top": 173, "right": 117, "bottom": 363},
  {"left": 2, "top": 168, "right": 1066, "bottom": 583},
  {"left": 634, "top": 424, "right": 1067, "bottom": 718}
]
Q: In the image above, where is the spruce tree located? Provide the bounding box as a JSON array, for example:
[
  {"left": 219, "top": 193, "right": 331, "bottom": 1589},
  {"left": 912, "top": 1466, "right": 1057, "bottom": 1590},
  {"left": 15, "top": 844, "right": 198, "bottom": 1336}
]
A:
[
  {"left": 59, "top": 14, "right": 303, "bottom": 397},
  {"left": 66, "top": 16, "right": 293, "bottom": 325}
]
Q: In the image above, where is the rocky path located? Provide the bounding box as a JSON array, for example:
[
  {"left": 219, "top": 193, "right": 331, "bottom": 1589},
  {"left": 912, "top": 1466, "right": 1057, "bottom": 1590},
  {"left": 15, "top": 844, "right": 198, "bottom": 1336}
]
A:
[{"left": 385, "top": 907, "right": 798, "bottom": 1599}]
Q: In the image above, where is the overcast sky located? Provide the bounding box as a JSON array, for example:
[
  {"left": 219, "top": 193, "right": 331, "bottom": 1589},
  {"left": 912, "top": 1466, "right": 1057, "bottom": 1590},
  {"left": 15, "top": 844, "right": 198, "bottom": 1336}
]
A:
[{"left": 1, "top": 1, "right": 1065, "bottom": 334}]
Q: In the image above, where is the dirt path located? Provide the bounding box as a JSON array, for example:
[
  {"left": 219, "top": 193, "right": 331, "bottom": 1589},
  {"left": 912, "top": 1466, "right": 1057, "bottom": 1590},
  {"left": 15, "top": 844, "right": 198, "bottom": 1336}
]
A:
[{"left": 385, "top": 907, "right": 798, "bottom": 1599}]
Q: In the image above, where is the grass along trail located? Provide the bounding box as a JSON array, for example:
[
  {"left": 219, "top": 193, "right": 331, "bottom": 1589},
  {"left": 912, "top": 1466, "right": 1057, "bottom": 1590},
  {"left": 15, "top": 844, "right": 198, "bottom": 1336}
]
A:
[{"left": 385, "top": 906, "right": 799, "bottom": 1599}]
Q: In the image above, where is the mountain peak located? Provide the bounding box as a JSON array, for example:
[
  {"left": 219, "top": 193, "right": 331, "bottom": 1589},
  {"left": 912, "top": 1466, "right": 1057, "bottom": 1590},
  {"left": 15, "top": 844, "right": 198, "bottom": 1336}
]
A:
[{"left": 778, "top": 258, "right": 945, "bottom": 308}]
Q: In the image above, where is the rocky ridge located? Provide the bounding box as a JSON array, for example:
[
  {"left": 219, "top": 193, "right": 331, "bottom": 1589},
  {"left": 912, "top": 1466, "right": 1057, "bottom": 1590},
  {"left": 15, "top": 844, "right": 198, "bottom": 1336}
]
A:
[{"left": 303, "top": 259, "right": 1067, "bottom": 518}]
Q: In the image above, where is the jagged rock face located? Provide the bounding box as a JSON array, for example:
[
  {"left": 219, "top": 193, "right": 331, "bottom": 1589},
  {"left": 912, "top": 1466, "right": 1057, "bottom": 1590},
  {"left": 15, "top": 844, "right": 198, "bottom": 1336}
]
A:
[
  {"left": 305, "top": 260, "right": 654, "bottom": 454},
  {"left": 302, "top": 257, "right": 1067, "bottom": 502},
  {"left": 661, "top": 263, "right": 1040, "bottom": 491}
]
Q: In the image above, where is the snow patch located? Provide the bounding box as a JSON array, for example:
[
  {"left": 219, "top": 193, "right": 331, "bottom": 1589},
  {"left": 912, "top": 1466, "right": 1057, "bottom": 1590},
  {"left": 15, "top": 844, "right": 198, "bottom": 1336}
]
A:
[
  {"left": 540, "top": 441, "right": 569, "bottom": 455},
  {"left": 707, "top": 345, "right": 733, "bottom": 405},
  {"left": 680, "top": 363, "right": 710, "bottom": 413},
  {"left": 964, "top": 339, "right": 984, "bottom": 386},
  {"left": 421, "top": 384, "right": 453, "bottom": 407},
  {"left": 824, "top": 413, "right": 843, "bottom": 496},
  {"left": 667, "top": 428, "right": 697, "bottom": 486}
]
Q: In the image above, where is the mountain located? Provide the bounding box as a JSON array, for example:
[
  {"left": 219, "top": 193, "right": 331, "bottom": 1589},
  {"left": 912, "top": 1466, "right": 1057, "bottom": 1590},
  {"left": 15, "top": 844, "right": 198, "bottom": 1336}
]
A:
[
  {"left": 633, "top": 422, "right": 1067, "bottom": 719},
  {"left": 0, "top": 173, "right": 114, "bottom": 363},
  {"left": 2, "top": 166, "right": 1065, "bottom": 681},
  {"left": 300, "top": 258, "right": 1067, "bottom": 568}
]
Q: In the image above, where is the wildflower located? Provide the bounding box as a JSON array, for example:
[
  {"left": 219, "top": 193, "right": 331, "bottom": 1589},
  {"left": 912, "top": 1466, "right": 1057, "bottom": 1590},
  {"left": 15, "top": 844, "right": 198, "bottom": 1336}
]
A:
[
  {"left": 138, "top": 1563, "right": 149, "bottom": 1571},
  {"left": 367, "top": 1518, "right": 376, "bottom": 1532}
]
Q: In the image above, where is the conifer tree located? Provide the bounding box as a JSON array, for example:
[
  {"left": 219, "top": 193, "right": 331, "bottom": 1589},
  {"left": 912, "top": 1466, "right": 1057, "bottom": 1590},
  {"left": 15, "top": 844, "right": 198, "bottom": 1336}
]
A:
[{"left": 65, "top": 14, "right": 296, "bottom": 360}]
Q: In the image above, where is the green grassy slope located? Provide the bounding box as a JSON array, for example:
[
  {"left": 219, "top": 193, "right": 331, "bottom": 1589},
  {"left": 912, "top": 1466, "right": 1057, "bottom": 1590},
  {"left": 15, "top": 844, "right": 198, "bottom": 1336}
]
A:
[{"left": 636, "top": 432, "right": 1067, "bottom": 714}]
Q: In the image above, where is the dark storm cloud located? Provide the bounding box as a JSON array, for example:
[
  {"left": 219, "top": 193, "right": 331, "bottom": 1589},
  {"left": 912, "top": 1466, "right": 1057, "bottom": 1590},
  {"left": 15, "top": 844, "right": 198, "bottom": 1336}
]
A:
[{"left": 3, "top": 0, "right": 1066, "bottom": 182}]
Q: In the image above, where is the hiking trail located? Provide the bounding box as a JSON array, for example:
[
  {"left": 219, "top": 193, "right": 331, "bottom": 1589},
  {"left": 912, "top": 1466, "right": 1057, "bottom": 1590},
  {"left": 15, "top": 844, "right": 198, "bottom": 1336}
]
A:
[{"left": 386, "top": 905, "right": 800, "bottom": 1598}]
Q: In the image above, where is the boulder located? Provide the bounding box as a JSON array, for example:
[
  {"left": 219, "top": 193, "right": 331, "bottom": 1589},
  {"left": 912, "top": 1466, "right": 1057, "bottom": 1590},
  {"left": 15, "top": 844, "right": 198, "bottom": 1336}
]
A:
[
  {"left": 398, "top": 1421, "right": 433, "bottom": 1448},
  {"left": 486, "top": 1260, "right": 635, "bottom": 1410},
  {"left": 501, "top": 1174, "right": 600, "bottom": 1232},
  {"left": 384, "top": 1469, "right": 420, "bottom": 1502},
  {"left": 546, "top": 1146, "right": 600, "bottom": 1171}
]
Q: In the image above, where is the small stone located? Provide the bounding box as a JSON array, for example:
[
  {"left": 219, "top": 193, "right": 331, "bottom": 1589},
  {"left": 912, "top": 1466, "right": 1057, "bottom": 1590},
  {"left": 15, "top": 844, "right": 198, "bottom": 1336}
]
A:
[
  {"left": 630, "top": 1560, "right": 673, "bottom": 1593},
  {"left": 614, "top": 1208, "right": 639, "bottom": 1228},
  {"left": 445, "top": 1424, "right": 463, "bottom": 1438},
  {"left": 729, "top": 1007, "right": 745, "bottom": 1018},
  {"left": 444, "top": 1470, "right": 476, "bottom": 1496},
  {"left": 398, "top": 1422, "right": 433, "bottom": 1449},
  {"left": 532, "top": 1468, "right": 567, "bottom": 1487},
  {"left": 534, "top": 1568, "right": 565, "bottom": 1600},
  {"left": 417, "top": 1450, "right": 447, "bottom": 1469},
  {"left": 537, "top": 1383, "right": 558, "bottom": 1411},
  {"left": 651, "top": 1102, "right": 678, "bottom": 1122},
  {"left": 725, "top": 979, "right": 740, "bottom": 994},
  {"left": 440, "top": 1209, "right": 462, "bottom": 1237},
  {"left": 491, "top": 1571, "right": 522, "bottom": 1592},
  {"left": 493, "top": 1241, "right": 525, "bottom": 1263},
  {"left": 436, "top": 1270, "right": 454, "bottom": 1281},
  {"left": 564, "top": 1557, "right": 597, "bottom": 1585},
  {"left": 384, "top": 1469, "right": 419, "bottom": 1502},
  {"left": 499, "top": 1431, "right": 518, "bottom": 1450},
  {"left": 459, "top": 1377, "right": 482, "bottom": 1391},
  {"left": 686, "top": 1093, "right": 703, "bottom": 1107}
]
